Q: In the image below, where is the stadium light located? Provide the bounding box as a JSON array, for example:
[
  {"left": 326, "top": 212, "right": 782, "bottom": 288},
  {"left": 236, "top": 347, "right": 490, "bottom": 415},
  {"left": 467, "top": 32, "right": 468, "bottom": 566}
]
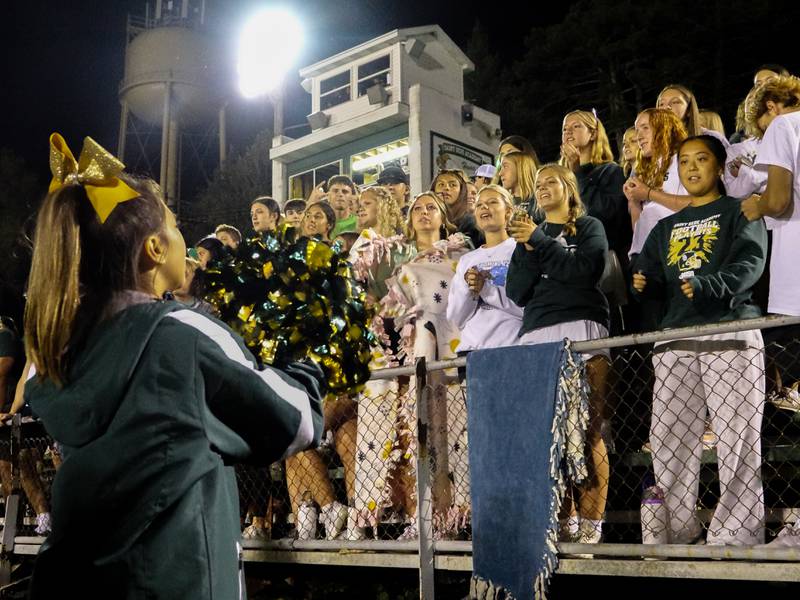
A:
[{"left": 237, "top": 8, "right": 304, "bottom": 98}]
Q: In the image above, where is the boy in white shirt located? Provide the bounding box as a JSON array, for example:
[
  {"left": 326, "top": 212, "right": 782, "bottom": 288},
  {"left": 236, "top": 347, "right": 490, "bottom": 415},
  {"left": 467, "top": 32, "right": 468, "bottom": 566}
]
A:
[{"left": 743, "top": 75, "right": 800, "bottom": 316}]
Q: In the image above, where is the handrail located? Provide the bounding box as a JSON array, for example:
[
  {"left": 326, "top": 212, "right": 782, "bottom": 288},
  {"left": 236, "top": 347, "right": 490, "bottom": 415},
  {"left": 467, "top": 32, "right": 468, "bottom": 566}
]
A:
[{"left": 368, "top": 315, "right": 800, "bottom": 378}]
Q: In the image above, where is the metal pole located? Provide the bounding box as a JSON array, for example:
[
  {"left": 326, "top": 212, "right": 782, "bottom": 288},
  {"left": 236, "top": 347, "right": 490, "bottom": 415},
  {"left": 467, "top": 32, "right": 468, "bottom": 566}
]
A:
[
  {"left": 273, "top": 87, "right": 284, "bottom": 138},
  {"left": 243, "top": 539, "right": 419, "bottom": 552},
  {"left": 167, "top": 116, "right": 179, "bottom": 210},
  {"left": 180, "top": 0, "right": 188, "bottom": 18},
  {"left": 160, "top": 81, "right": 171, "bottom": 198},
  {"left": 117, "top": 100, "right": 129, "bottom": 162},
  {"left": 219, "top": 104, "right": 227, "bottom": 165},
  {"left": 414, "top": 357, "right": 436, "bottom": 599}
]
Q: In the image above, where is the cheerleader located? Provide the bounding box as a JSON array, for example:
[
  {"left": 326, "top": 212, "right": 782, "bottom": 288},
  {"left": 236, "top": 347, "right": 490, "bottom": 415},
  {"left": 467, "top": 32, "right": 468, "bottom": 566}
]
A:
[{"left": 23, "top": 133, "right": 324, "bottom": 599}]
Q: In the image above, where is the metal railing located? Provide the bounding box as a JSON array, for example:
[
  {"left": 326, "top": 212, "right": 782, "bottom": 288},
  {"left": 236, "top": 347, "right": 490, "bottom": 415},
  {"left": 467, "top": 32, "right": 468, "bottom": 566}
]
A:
[
  {"left": 3, "top": 316, "right": 800, "bottom": 596},
  {"left": 234, "top": 315, "right": 800, "bottom": 596}
]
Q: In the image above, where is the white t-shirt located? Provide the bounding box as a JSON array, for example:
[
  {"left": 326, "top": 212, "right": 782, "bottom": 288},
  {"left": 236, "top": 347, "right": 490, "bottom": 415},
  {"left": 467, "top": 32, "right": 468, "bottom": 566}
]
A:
[
  {"left": 446, "top": 237, "right": 523, "bottom": 352},
  {"left": 725, "top": 137, "right": 767, "bottom": 199},
  {"left": 702, "top": 127, "right": 731, "bottom": 149},
  {"left": 629, "top": 154, "right": 686, "bottom": 256},
  {"left": 755, "top": 110, "right": 800, "bottom": 316}
]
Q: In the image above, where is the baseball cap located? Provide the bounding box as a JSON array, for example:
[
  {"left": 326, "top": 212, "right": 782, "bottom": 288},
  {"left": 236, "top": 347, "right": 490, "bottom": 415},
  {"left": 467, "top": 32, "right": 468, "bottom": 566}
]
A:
[
  {"left": 473, "top": 164, "right": 496, "bottom": 179},
  {"left": 377, "top": 165, "right": 408, "bottom": 185}
]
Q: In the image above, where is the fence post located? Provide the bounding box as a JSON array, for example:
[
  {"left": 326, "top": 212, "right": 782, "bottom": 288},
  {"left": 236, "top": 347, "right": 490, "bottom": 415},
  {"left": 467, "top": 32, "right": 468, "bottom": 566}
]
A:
[
  {"left": 415, "top": 357, "right": 436, "bottom": 599},
  {"left": 0, "top": 415, "right": 23, "bottom": 585}
]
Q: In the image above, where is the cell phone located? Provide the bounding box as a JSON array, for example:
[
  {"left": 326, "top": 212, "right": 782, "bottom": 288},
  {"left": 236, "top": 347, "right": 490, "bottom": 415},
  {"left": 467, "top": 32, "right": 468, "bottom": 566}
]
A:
[
  {"left": 737, "top": 155, "right": 755, "bottom": 168},
  {"left": 512, "top": 207, "right": 528, "bottom": 222}
]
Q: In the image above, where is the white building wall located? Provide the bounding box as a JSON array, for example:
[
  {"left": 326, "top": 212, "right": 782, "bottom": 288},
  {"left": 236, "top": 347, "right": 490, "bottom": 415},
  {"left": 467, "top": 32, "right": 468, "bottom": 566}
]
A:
[
  {"left": 399, "top": 40, "right": 464, "bottom": 106},
  {"left": 407, "top": 83, "right": 501, "bottom": 195},
  {"left": 271, "top": 148, "right": 288, "bottom": 204}
]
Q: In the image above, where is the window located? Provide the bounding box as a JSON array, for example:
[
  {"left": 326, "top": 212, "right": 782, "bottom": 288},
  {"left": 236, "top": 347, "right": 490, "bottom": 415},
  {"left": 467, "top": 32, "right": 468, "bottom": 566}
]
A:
[
  {"left": 289, "top": 161, "right": 343, "bottom": 201},
  {"left": 357, "top": 55, "right": 391, "bottom": 98},
  {"left": 350, "top": 138, "right": 409, "bottom": 186},
  {"left": 320, "top": 71, "right": 351, "bottom": 110}
]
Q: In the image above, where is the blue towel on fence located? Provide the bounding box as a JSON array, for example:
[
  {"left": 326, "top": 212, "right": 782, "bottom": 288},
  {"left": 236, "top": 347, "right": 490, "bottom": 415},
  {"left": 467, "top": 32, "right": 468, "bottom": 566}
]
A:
[{"left": 466, "top": 342, "right": 566, "bottom": 600}]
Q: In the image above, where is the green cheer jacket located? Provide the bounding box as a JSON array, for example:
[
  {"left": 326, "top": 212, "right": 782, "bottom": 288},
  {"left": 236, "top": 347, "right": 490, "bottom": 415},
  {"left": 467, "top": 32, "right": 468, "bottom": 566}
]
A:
[{"left": 26, "top": 299, "right": 324, "bottom": 599}]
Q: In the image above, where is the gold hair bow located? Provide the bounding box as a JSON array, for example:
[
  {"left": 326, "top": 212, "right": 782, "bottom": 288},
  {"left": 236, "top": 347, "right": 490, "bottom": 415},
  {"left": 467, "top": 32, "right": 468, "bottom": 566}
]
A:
[{"left": 48, "top": 132, "right": 139, "bottom": 223}]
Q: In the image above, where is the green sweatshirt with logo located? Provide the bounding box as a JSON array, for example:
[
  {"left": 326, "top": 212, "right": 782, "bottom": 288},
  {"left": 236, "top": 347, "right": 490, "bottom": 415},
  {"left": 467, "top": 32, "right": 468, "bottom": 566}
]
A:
[{"left": 631, "top": 196, "right": 767, "bottom": 329}]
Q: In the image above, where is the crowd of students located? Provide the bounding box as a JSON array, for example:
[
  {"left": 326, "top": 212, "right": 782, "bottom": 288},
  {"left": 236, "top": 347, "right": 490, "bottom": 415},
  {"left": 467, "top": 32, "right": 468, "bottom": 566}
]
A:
[
  {"left": 2, "top": 66, "right": 799, "bottom": 592},
  {"left": 136, "top": 64, "right": 793, "bottom": 548}
]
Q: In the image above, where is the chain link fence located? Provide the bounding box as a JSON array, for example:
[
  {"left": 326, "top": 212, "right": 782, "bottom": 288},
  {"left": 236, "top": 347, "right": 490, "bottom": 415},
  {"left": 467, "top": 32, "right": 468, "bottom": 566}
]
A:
[
  {"left": 232, "top": 317, "right": 800, "bottom": 554},
  {"left": 2, "top": 318, "right": 800, "bottom": 593},
  {"left": 606, "top": 325, "right": 800, "bottom": 547}
]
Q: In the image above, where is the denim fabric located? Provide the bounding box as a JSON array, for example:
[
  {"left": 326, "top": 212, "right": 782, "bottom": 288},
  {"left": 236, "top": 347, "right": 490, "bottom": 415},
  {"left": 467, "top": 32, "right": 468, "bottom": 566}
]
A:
[{"left": 466, "top": 342, "right": 563, "bottom": 599}]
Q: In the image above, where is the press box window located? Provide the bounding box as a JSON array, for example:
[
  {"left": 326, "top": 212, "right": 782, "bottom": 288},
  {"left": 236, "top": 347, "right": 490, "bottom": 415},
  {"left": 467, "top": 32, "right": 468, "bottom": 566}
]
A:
[
  {"left": 288, "top": 161, "right": 342, "bottom": 200},
  {"left": 320, "top": 71, "right": 351, "bottom": 110},
  {"left": 357, "top": 55, "right": 391, "bottom": 98}
]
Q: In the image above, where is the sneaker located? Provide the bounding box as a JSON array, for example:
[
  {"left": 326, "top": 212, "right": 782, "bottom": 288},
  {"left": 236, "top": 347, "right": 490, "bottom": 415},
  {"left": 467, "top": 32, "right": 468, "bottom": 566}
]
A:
[
  {"left": 558, "top": 518, "right": 580, "bottom": 543},
  {"left": 242, "top": 523, "right": 270, "bottom": 541},
  {"left": 767, "top": 522, "right": 800, "bottom": 547},
  {"left": 344, "top": 507, "right": 366, "bottom": 541},
  {"left": 34, "top": 513, "right": 51, "bottom": 536},
  {"left": 397, "top": 519, "right": 418, "bottom": 541},
  {"left": 769, "top": 382, "right": 800, "bottom": 413},
  {"left": 296, "top": 502, "right": 318, "bottom": 540},
  {"left": 562, "top": 520, "right": 602, "bottom": 559},
  {"left": 319, "top": 501, "right": 348, "bottom": 541},
  {"left": 577, "top": 519, "right": 602, "bottom": 544}
]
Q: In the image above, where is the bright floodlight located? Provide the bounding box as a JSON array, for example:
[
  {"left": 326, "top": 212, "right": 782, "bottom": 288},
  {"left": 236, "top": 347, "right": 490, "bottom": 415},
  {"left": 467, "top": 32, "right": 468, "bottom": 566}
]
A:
[{"left": 237, "top": 8, "right": 304, "bottom": 98}]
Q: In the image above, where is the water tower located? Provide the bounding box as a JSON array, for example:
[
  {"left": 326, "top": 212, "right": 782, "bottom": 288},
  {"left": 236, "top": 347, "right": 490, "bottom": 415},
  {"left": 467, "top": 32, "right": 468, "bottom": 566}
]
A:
[{"left": 118, "top": 0, "right": 226, "bottom": 212}]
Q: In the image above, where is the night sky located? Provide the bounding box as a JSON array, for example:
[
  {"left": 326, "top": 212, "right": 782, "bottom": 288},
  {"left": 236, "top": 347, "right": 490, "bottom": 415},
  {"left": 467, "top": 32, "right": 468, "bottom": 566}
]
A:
[
  {"left": 5, "top": 0, "right": 799, "bottom": 187},
  {"left": 2, "top": 0, "right": 569, "bottom": 184}
]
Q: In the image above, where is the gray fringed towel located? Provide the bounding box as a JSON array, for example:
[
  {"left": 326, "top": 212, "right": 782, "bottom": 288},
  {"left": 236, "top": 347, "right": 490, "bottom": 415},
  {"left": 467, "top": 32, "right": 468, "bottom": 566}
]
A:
[{"left": 466, "top": 342, "right": 588, "bottom": 600}]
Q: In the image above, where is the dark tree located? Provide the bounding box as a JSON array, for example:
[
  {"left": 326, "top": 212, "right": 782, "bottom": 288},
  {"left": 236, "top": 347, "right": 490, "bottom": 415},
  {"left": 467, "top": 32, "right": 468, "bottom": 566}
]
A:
[{"left": 181, "top": 128, "right": 274, "bottom": 245}]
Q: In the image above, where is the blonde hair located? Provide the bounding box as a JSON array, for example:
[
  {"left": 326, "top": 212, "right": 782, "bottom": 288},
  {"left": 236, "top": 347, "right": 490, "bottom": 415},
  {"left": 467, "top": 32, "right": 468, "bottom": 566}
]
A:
[
  {"left": 25, "top": 177, "right": 167, "bottom": 386},
  {"left": 745, "top": 75, "right": 800, "bottom": 137},
  {"left": 699, "top": 110, "right": 726, "bottom": 137},
  {"left": 620, "top": 127, "right": 637, "bottom": 177},
  {"left": 498, "top": 151, "right": 538, "bottom": 203},
  {"left": 559, "top": 110, "right": 615, "bottom": 166},
  {"left": 634, "top": 108, "right": 688, "bottom": 189},
  {"left": 360, "top": 186, "right": 404, "bottom": 238},
  {"left": 404, "top": 192, "right": 457, "bottom": 241},
  {"left": 476, "top": 184, "right": 515, "bottom": 228},
  {"left": 534, "top": 164, "right": 586, "bottom": 237},
  {"left": 657, "top": 84, "right": 703, "bottom": 136},
  {"left": 477, "top": 184, "right": 514, "bottom": 209}
]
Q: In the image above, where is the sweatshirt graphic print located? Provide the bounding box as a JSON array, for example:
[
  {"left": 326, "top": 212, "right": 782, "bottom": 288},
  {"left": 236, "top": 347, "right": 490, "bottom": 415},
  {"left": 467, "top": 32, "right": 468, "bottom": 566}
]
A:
[{"left": 667, "top": 213, "right": 720, "bottom": 273}]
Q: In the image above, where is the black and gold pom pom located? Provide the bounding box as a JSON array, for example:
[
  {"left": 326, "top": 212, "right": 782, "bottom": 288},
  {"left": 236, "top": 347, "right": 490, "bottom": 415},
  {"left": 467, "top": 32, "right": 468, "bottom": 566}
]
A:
[{"left": 204, "top": 225, "right": 374, "bottom": 395}]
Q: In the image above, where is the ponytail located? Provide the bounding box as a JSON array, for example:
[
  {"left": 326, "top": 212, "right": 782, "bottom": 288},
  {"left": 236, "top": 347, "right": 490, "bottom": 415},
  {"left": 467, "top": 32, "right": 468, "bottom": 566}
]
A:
[
  {"left": 24, "top": 176, "right": 166, "bottom": 386},
  {"left": 564, "top": 201, "right": 580, "bottom": 237},
  {"left": 24, "top": 186, "right": 85, "bottom": 386}
]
